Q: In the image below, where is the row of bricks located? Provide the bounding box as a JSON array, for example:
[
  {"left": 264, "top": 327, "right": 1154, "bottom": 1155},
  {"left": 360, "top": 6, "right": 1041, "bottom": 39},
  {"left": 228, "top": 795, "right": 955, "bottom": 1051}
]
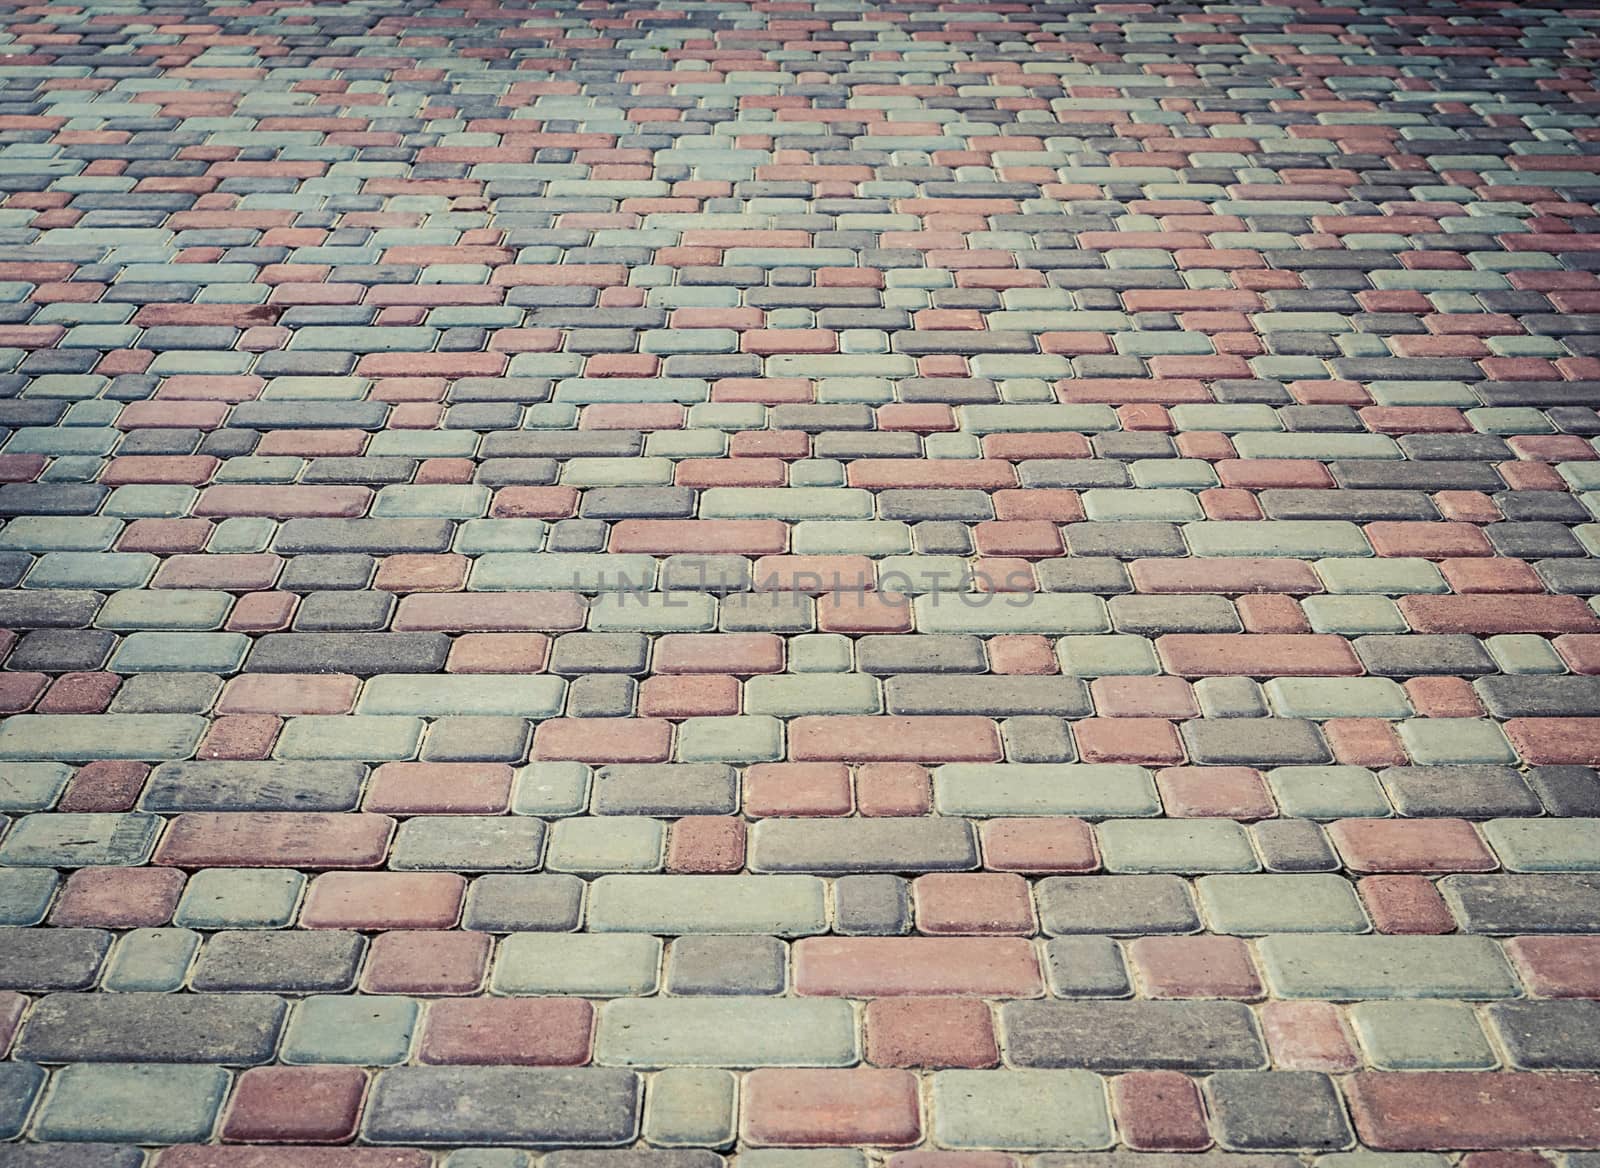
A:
[
  {"left": 8, "top": 522, "right": 1600, "bottom": 570},
  {"left": 7, "top": 356, "right": 1600, "bottom": 390},
  {"left": 3, "top": 704, "right": 1600, "bottom": 768},
  {"left": 8, "top": 582, "right": 1600, "bottom": 634},
  {"left": 4, "top": 708, "right": 1599, "bottom": 767},
  {"left": 1, "top": 968, "right": 1597, "bottom": 1059},
  {"left": 3, "top": 1060, "right": 1600, "bottom": 1153},
  {"left": 8, "top": 754, "right": 1596, "bottom": 821},
  {"left": 8, "top": 667, "right": 1600, "bottom": 724},
  {"left": 3, "top": 809, "right": 1596, "bottom": 892},
  {"left": 4, "top": 856, "right": 1594, "bottom": 935},
  {"left": 12, "top": 485, "right": 1600, "bottom": 530}
]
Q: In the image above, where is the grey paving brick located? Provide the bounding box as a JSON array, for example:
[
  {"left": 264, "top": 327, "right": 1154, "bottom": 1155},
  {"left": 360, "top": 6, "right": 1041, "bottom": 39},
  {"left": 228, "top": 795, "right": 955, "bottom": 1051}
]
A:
[
  {"left": 464, "top": 874, "right": 586, "bottom": 933},
  {"left": 832, "top": 874, "right": 912, "bottom": 936},
  {"left": 190, "top": 929, "right": 365, "bottom": 992},
  {"left": 141, "top": 760, "right": 364, "bottom": 811},
  {"left": 365, "top": 1067, "right": 641, "bottom": 1146},
  {"left": 1037, "top": 875, "right": 1200, "bottom": 935},
  {"left": 1440, "top": 874, "right": 1600, "bottom": 933},
  {"left": 595, "top": 998, "right": 856, "bottom": 1067},
  {"left": 665, "top": 935, "right": 786, "bottom": 995},
  {"left": 1205, "top": 1072, "right": 1353, "bottom": 1151},
  {"left": 749, "top": 819, "right": 978, "bottom": 873},
  {"left": 1002, "top": 1001, "right": 1266, "bottom": 1070},
  {"left": 591, "top": 764, "right": 738, "bottom": 815},
  {"left": 17, "top": 992, "right": 285, "bottom": 1063},
  {"left": 1487, "top": 1000, "right": 1600, "bottom": 1069}
]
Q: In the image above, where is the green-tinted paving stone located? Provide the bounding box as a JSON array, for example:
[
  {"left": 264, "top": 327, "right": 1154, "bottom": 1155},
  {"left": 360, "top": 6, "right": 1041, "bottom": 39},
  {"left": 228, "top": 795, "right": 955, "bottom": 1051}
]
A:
[
  {"left": 744, "top": 675, "right": 880, "bottom": 715},
  {"left": 791, "top": 521, "right": 911, "bottom": 556},
  {"left": 929, "top": 1069, "right": 1113, "bottom": 1151},
  {"left": 492, "top": 933, "right": 662, "bottom": 995},
  {"left": 544, "top": 817, "right": 665, "bottom": 873},
  {"left": 0, "top": 812, "right": 161, "bottom": 866},
  {"left": 1057, "top": 636, "right": 1160, "bottom": 677},
  {"left": 102, "top": 928, "right": 201, "bottom": 991},
  {"left": 643, "top": 1067, "right": 737, "bottom": 1148},
  {"left": 1265, "top": 678, "right": 1412, "bottom": 719},
  {"left": 1265, "top": 767, "right": 1392, "bottom": 820},
  {"left": 1349, "top": 1001, "right": 1498, "bottom": 1069},
  {"left": 511, "top": 762, "right": 591, "bottom": 816},
  {"left": 587, "top": 875, "right": 828, "bottom": 935},
  {"left": 1196, "top": 874, "right": 1369, "bottom": 934},
  {"left": 1316, "top": 558, "right": 1446, "bottom": 595},
  {"left": 0, "top": 763, "right": 72, "bottom": 811},
  {"left": 276, "top": 716, "right": 423, "bottom": 761},
  {"left": 374, "top": 485, "right": 491, "bottom": 518},
  {"left": 1482, "top": 818, "right": 1600, "bottom": 871},
  {"left": 0, "top": 715, "right": 206, "bottom": 761},
  {"left": 107, "top": 631, "right": 249, "bottom": 673},
  {"left": 588, "top": 593, "right": 719, "bottom": 633},
  {"left": 595, "top": 998, "right": 857, "bottom": 1067},
  {"left": 1082, "top": 489, "right": 1202, "bottom": 522},
  {"left": 915, "top": 595, "right": 1110, "bottom": 635},
  {"left": 358, "top": 675, "right": 565, "bottom": 717},
  {"left": 1257, "top": 935, "right": 1520, "bottom": 999},
  {"left": 34, "top": 1064, "right": 228, "bottom": 1143},
  {"left": 701, "top": 487, "right": 874, "bottom": 520},
  {"left": 0, "top": 868, "right": 58, "bottom": 925},
  {"left": 1097, "top": 819, "right": 1260, "bottom": 873},
  {"left": 282, "top": 995, "right": 418, "bottom": 1065},
  {"left": 677, "top": 716, "right": 784, "bottom": 763},
  {"left": 174, "top": 868, "right": 305, "bottom": 929},
  {"left": 933, "top": 764, "right": 1160, "bottom": 818},
  {"left": 1485, "top": 635, "right": 1567, "bottom": 675},
  {"left": 96, "top": 590, "right": 234, "bottom": 631},
  {"left": 471, "top": 553, "right": 658, "bottom": 591},
  {"left": 1303, "top": 596, "right": 1408, "bottom": 635},
  {"left": 1184, "top": 521, "right": 1372, "bottom": 558},
  {"left": 1397, "top": 719, "right": 1516, "bottom": 765},
  {"left": 26, "top": 551, "right": 157, "bottom": 590}
]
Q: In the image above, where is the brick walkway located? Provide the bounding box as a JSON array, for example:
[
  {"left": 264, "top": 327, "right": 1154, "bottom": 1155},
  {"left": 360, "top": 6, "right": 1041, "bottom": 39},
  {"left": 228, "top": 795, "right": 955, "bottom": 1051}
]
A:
[{"left": 1, "top": 0, "right": 1599, "bottom": 1161}]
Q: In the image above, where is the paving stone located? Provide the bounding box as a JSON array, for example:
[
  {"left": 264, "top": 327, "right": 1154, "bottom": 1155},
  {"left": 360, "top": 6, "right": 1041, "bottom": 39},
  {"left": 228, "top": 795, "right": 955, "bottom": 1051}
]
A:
[
  {"left": 595, "top": 999, "right": 857, "bottom": 1067},
  {"left": 832, "top": 874, "right": 912, "bottom": 936},
  {"left": 464, "top": 874, "right": 585, "bottom": 933},
  {"left": 1204, "top": 1072, "right": 1353, "bottom": 1151},
  {"left": 1350, "top": 1002, "right": 1497, "bottom": 1070},
  {"left": 642, "top": 1068, "right": 737, "bottom": 1148},
  {"left": 494, "top": 932, "right": 661, "bottom": 996},
  {"left": 17, "top": 992, "right": 285, "bottom": 1063},
  {"left": 142, "top": 760, "right": 364, "bottom": 811},
  {"left": 281, "top": 994, "right": 418, "bottom": 1065},
  {"left": 1439, "top": 874, "right": 1600, "bottom": 933},
  {"left": 750, "top": 819, "right": 978, "bottom": 873},
  {"left": 591, "top": 765, "right": 739, "bottom": 816},
  {"left": 191, "top": 930, "right": 365, "bottom": 992},
  {"left": 666, "top": 935, "right": 786, "bottom": 996},
  {"left": 1037, "top": 875, "right": 1200, "bottom": 936},
  {"left": 364, "top": 1067, "right": 641, "bottom": 1146},
  {"left": 930, "top": 1070, "right": 1112, "bottom": 1151},
  {"left": 1257, "top": 936, "right": 1520, "bottom": 999},
  {"left": 1487, "top": 1000, "right": 1600, "bottom": 1068},
  {"left": 1001, "top": 1001, "right": 1266, "bottom": 1070},
  {"left": 588, "top": 875, "right": 827, "bottom": 935},
  {"left": 1197, "top": 875, "right": 1368, "bottom": 935},
  {"left": 34, "top": 1064, "right": 228, "bottom": 1144}
]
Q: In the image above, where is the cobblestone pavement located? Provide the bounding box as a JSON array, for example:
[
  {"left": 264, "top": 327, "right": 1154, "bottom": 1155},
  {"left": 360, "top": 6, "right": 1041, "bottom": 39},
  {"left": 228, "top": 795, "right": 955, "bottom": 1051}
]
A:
[{"left": 3, "top": 0, "right": 1600, "bottom": 1162}]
